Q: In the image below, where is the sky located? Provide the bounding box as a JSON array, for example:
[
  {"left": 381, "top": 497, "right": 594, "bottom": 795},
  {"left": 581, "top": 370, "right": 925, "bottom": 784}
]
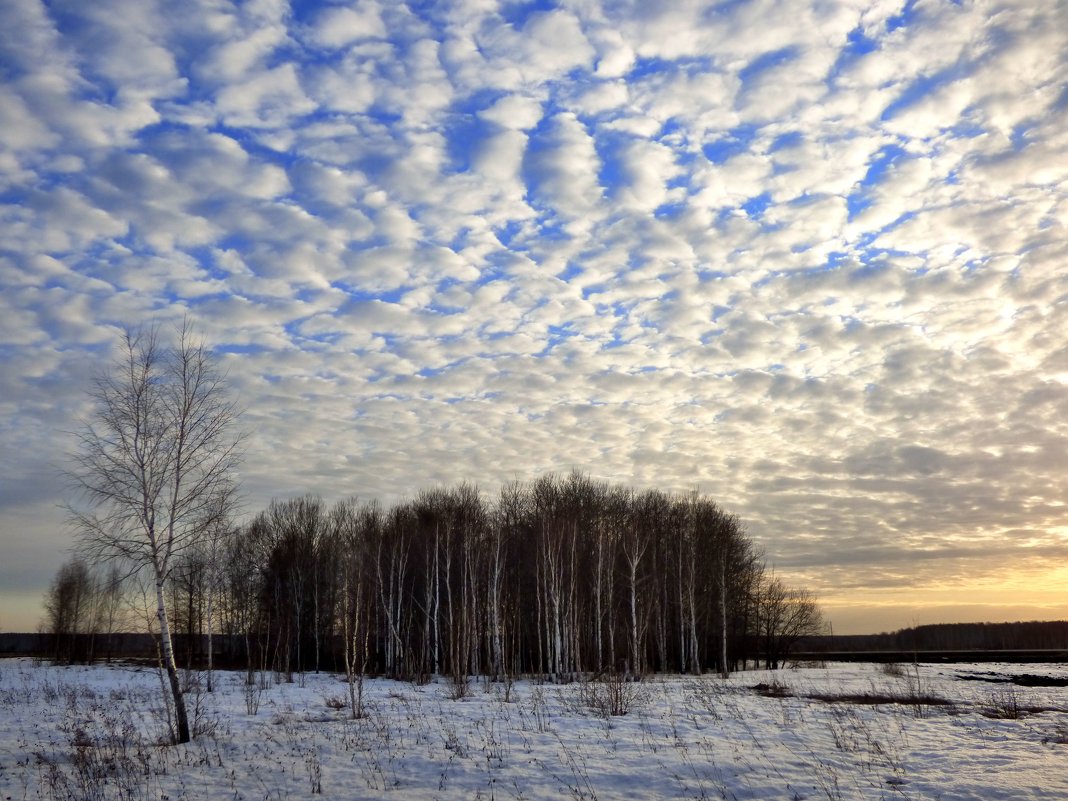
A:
[{"left": 2, "top": 0, "right": 1067, "bottom": 637}]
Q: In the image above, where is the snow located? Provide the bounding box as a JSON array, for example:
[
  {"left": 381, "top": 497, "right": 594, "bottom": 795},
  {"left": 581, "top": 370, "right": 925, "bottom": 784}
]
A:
[{"left": 1, "top": 658, "right": 1066, "bottom": 800}]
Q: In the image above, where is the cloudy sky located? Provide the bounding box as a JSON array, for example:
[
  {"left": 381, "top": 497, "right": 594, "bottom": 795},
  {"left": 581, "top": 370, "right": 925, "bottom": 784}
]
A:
[{"left": 2, "top": 0, "right": 1067, "bottom": 635}]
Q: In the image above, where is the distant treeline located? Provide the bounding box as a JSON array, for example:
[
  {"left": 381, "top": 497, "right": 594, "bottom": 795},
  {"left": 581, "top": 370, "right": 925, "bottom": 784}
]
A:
[
  {"left": 803, "top": 621, "right": 1068, "bottom": 653},
  {"left": 0, "top": 632, "right": 158, "bottom": 660},
  {"left": 42, "top": 472, "right": 826, "bottom": 678}
]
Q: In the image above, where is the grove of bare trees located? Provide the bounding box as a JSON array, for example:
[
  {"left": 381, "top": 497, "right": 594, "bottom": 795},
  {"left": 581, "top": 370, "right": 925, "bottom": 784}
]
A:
[
  {"left": 59, "top": 326, "right": 825, "bottom": 743},
  {"left": 42, "top": 557, "right": 125, "bottom": 665},
  {"left": 174, "top": 473, "right": 825, "bottom": 687}
]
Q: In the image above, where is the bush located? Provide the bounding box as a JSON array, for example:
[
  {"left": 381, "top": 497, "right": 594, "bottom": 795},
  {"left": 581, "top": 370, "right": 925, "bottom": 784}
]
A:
[{"left": 579, "top": 671, "right": 646, "bottom": 717}]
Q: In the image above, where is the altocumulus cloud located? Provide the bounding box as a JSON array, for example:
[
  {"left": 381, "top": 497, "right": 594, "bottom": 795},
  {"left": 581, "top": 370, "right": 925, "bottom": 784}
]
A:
[{"left": 1, "top": 0, "right": 1067, "bottom": 633}]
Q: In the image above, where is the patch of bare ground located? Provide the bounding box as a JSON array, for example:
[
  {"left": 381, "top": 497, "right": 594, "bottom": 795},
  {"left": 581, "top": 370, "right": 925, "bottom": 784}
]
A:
[
  {"left": 958, "top": 671, "right": 1068, "bottom": 688},
  {"left": 751, "top": 683, "right": 953, "bottom": 709}
]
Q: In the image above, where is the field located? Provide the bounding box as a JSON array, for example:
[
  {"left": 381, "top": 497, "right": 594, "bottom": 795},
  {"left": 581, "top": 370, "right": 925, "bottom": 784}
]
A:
[{"left": 1, "top": 658, "right": 1065, "bottom": 800}]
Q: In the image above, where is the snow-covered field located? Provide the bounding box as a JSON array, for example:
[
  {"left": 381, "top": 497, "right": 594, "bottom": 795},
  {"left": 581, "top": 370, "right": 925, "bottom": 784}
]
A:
[{"left": 1, "top": 658, "right": 1065, "bottom": 800}]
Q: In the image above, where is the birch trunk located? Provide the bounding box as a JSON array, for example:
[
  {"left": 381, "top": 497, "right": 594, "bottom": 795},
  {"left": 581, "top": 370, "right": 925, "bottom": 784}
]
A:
[
  {"left": 156, "top": 576, "right": 190, "bottom": 743},
  {"left": 720, "top": 557, "right": 729, "bottom": 679}
]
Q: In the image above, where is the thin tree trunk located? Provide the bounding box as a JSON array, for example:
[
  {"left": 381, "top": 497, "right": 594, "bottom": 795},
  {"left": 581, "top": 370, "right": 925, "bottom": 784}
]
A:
[
  {"left": 156, "top": 577, "right": 190, "bottom": 743},
  {"left": 720, "top": 557, "right": 729, "bottom": 679},
  {"left": 206, "top": 582, "right": 215, "bottom": 692},
  {"left": 629, "top": 555, "right": 639, "bottom": 676},
  {"left": 433, "top": 524, "right": 440, "bottom": 675},
  {"left": 595, "top": 530, "right": 604, "bottom": 672}
]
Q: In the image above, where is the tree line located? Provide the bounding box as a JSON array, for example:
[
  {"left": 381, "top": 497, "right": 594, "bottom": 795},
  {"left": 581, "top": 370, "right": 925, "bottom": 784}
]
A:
[
  {"left": 49, "top": 474, "right": 825, "bottom": 684},
  {"left": 55, "top": 321, "right": 823, "bottom": 741},
  {"left": 807, "top": 621, "right": 1068, "bottom": 654}
]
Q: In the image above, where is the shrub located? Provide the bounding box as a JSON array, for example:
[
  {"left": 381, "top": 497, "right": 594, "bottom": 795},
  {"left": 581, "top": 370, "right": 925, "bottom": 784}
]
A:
[{"left": 579, "top": 671, "right": 646, "bottom": 717}]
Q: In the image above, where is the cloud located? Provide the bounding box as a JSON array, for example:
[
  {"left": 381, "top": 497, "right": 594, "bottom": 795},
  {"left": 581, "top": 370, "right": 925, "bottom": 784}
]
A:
[
  {"left": 1, "top": 0, "right": 1067, "bottom": 635},
  {"left": 478, "top": 9, "right": 596, "bottom": 87},
  {"left": 190, "top": 4, "right": 289, "bottom": 84},
  {"left": 478, "top": 94, "right": 544, "bottom": 130},
  {"left": 0, "top": 85, "right": 59, "bottom": 164},
  {"left": 525, "top": 112, "right": 604, "bottom": 232},
  {"left": 610, "top": 138, "right": 680, "bottom": 213},
  {"left": 215, "top": 63, "right": 317, "bottom": 129},
  {"left": 308, "top": 3, "right": 388, "bottom": 48}
]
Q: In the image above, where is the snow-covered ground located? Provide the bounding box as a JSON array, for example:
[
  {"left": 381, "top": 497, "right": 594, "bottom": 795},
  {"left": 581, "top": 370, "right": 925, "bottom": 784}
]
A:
[{"left": 1, "top": 657, "right": 1065, "bottom": 800}]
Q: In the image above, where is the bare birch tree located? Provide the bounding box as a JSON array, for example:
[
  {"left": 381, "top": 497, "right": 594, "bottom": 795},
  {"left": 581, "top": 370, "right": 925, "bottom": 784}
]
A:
[
  {"left": 200, "top": 499, "right": 235, "bottom": 692},
  {"left": 332, "top": 498, "right": 377, "bottom": 718},
  {"left": 68, "top": 321, "right": 242, "bottom": 744}
]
